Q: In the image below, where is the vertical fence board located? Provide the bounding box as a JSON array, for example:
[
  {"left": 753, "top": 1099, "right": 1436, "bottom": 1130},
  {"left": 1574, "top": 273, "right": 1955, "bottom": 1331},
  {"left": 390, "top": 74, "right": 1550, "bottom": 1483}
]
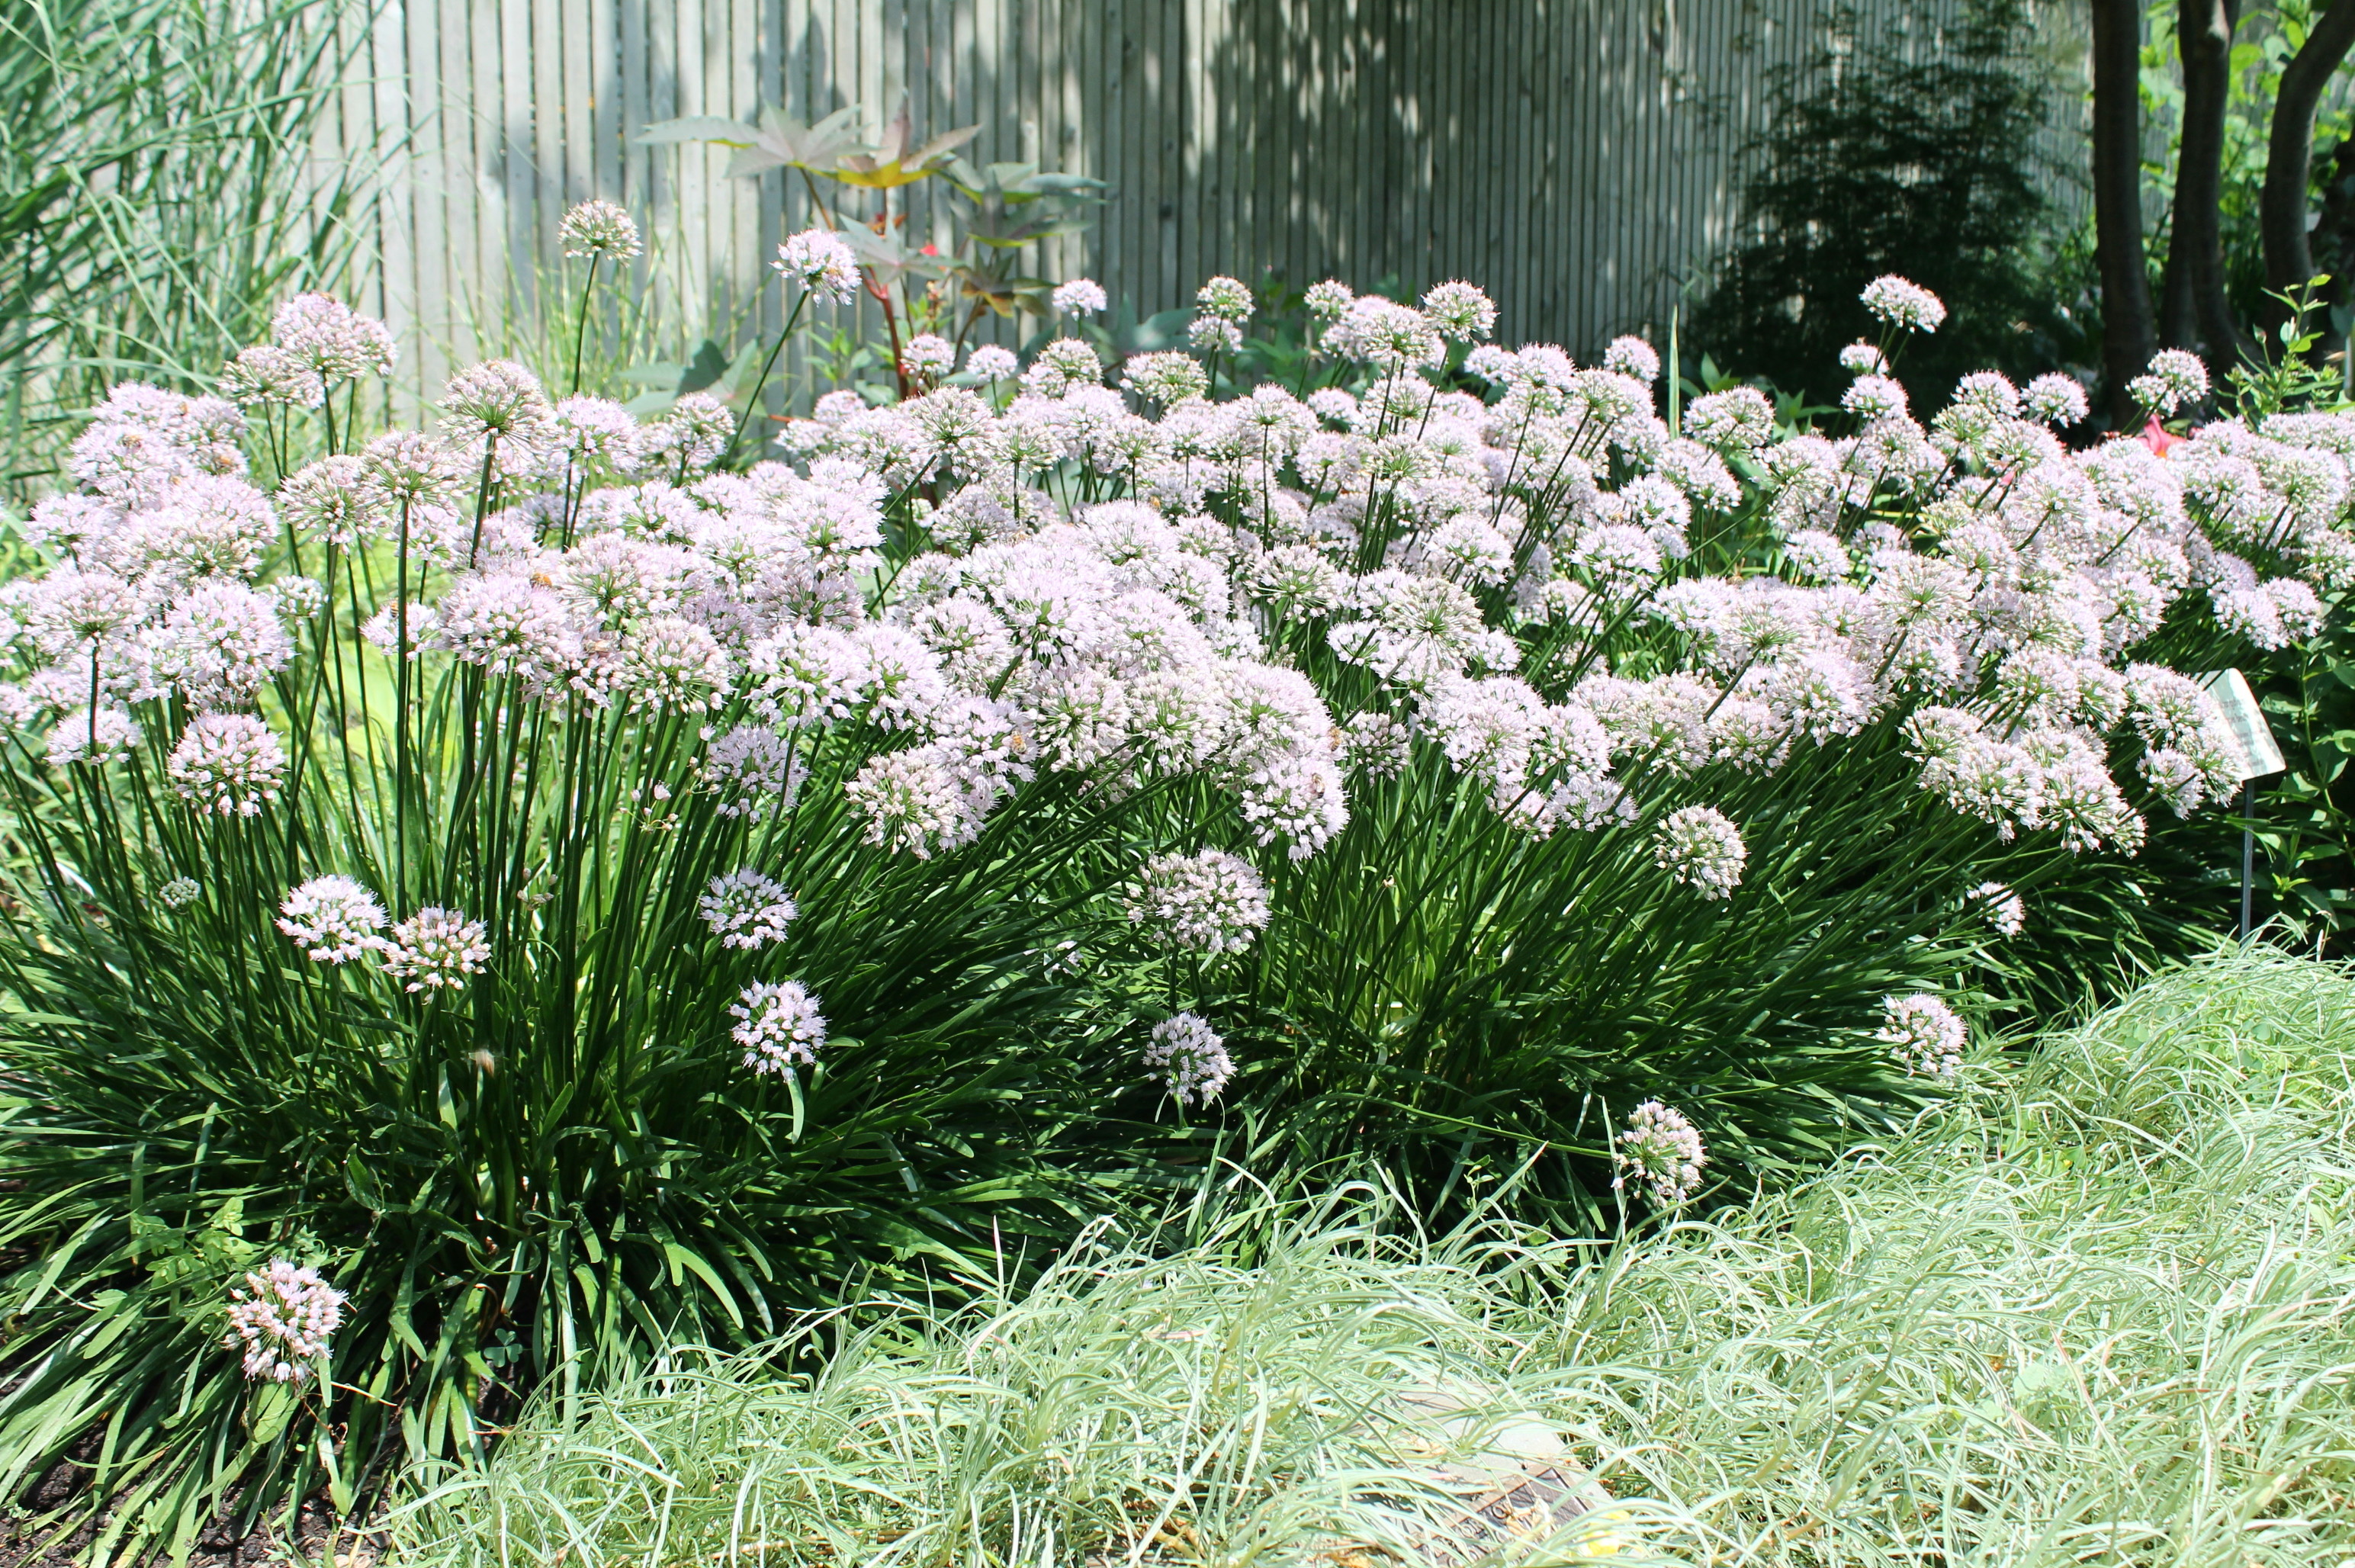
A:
[{"left": 336, "top": 0, "right": 2055, "bottom": 404}]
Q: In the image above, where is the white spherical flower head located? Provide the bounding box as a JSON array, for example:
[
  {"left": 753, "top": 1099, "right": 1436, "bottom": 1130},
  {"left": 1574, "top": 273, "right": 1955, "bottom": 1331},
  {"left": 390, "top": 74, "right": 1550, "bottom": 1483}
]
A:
[
  {"left": 550, "top": 397, "right": 647, "bottom": 476},
  {"left": 731, "top": 979, "right": 827, "bottom": 1077},
  {"left": 277, "top": 875, "right": 388, "bottom": 963},
  {"left": 1303, "top": 279, "right": 1354, "bottom": 320},
  {"left": 157, "top": 876, "right": 201, "bottom": 909},
  {"left": 25, "top": 564, "right": 145, "bottom": 656},
  {"left": 559, "top": 198, "right": 642, "bottom": 262},
  {"left": 219, "top": 345, "right": 320, "bottom": 410},
  {"left": 361, "top": 429, "right": 467, "bottom": 507},
  {"left": 2129, "top": 349, "right": 2211, "bottom": 416},
  {"left": 900, "top": 333, "right": 958, "bottom": 383},
  {"left": 846, "top": 749, "right": 970, "bottom": 859},
  {"left": 1859, "top": 275, "right": 1947, "bottom": 333},
  {"left": 1187, "top": 315, "right": 1245, "bottom": 355},
  {"left": 439, "top": 359, "right": 554, "bottom": 445},
  {"left": 167, "top": 712, "right": 287, "bottom": 816},
  {"left": 643, "top": 391, "right": 734, "bottom": 472},
  {"left": 1325, "top": 297, "right": 1444, "bottom": 373},
  {"left": 965, "top": 344, "right": 1020, "bottom": 381},
  {"left": 1052, "top": 277, "right": 1110, "bottom": 316},
  {"left": 1969, "top": 880, "right": 2026, "bottom": 937},
  {"left": 774, "top": 228, "right": 860, "bottom": 304},
  {"left": 1842, "top": 374, "right": 1908, "bottom": 423},
  {"left": 1145, "top": 1012, "right": 1235, "bottom": 1107},
  {"left": 381, "top": 907, "right": 490, "bottom": 993},
  {"left": 1195, "top": 275, "right": 1255, "bottom": 323},
  {"left": 46, "top": 708, "right": 140, "bottom": 768},
  {"left": 1420, "top": 280, "right": 1498, "bottom": 342},
  {"left": 1602, "top": 336, "right": 1661, "bottom": 384},
  {"left": 1239, "top": 755, "right": 1350, "bottom": 861},
  {"left": 1121, "top": 352, "right": 1210, "bottom": 406},
  {"left": 1120, "top": 848, "right": 1271, "bottom": 955},
  {"left": 1878, "top": 992, "right": 1965, "bottom": 1078},
  {"left": 1341, "top": 711, "right": 1414, "bottom": 778},
  {"left": 1615, "top": 1099, "right": 1707, "bottom": 1204},
  {"left": 1783, "top": 528, "right": 1852, "bottom": 583},
  {"left": 616, "top": 615, "right": 734, "bottom": 712},
  {"left": 1653, "top": 804, "right": 1746, "bottom": 899},
  {"left": 271, "top": 293, "right": 396, "bottom": 381},
  {"left": 699, "top": 868, "right": 798, "bottom": 949},
  {"left": 1683, "top": 387, "right": 1775, "bottom": 454},
  {"left": 223, "top": 1259, "right": 345, "bottom": 1383},
  {"left": 1836, "top": 340, "right": 1888, "bottom": 375},
  {"left": 1462, "top": 345, "right": 1515, "bottom": 383},
  {"left": 2022, "top": 372, "right": 2089, "bottom": 428},
  {"left": 702, "top": 725, "right": 800, "bottom": 821},
  {"left": 278, "top": 456, "right": 388, "bottom": 548},
  {"left": 1026, "top": 338, "right": 1106, "bottom": 397}
]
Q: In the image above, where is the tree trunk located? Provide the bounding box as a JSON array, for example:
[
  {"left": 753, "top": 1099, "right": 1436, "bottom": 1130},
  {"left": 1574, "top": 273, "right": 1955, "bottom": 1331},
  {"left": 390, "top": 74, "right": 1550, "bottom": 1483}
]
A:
[
  {"left": 2260, "top": 0, "right": 2355, "bottom": 316},
  {"left": 2092, "top": 0, "right": 2157, "bottom": 424},
  {"left": 2163, "top": 0, "right": 2254, "bottom": 367}
]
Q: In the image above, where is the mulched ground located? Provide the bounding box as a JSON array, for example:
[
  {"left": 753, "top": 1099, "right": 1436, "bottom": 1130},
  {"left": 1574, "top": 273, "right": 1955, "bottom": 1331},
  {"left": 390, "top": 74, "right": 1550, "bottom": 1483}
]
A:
[{"left": 0, "top": 1465, "right": 384, "bottom": 1568}]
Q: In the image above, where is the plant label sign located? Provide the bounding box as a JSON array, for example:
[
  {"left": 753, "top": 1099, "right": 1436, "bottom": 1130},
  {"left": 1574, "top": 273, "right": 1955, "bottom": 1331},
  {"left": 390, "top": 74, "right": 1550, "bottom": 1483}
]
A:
[{"left": 2200, "top": 669, "right": 2286, "bottom": 782}]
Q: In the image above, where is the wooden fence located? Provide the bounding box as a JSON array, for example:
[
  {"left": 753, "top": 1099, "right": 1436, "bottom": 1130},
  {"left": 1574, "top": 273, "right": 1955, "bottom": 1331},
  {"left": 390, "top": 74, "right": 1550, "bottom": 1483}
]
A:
[{"left": 316, "top": 0, "right": 2084, "bottom": 400}]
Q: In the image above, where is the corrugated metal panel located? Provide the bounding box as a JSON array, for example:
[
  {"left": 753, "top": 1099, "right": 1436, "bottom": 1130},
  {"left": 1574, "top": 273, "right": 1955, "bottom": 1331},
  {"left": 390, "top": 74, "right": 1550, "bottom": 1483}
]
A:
[{"left": 328, "top": 0, "right": 2075, "bottom": 406}]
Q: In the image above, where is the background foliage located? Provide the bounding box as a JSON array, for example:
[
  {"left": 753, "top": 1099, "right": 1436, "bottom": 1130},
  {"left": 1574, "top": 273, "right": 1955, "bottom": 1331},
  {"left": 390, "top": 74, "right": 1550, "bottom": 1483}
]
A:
[
  {"left": 1690, "top": 0, "right": 2093, "bottom": 414},
  {"left": 0, "top": 0, "right": 372, "bottom": 489}
]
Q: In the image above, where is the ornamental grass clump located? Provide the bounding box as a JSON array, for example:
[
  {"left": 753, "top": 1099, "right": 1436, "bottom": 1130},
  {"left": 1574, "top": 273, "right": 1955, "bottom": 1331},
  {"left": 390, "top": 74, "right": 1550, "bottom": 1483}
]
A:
[
  {"left": 391, "top": 950, "right": 2355, "bottom": 1568},
  {"left": 0, "top": 210, "right": 2340, "bottom": 1549}
]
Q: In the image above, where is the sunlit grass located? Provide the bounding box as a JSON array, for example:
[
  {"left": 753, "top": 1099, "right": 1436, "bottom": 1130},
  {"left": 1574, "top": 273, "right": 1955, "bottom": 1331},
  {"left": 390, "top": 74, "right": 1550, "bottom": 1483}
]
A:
[{"left": 390, "top": 947, "right": 2355, "bottom": 1568}]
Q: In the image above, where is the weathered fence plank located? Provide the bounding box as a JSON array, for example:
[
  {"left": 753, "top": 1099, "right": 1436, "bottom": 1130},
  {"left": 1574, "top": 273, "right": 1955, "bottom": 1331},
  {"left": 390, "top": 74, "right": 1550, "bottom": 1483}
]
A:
[{"left": 323, "top": 0, "right": 2078, "bottom": 402}]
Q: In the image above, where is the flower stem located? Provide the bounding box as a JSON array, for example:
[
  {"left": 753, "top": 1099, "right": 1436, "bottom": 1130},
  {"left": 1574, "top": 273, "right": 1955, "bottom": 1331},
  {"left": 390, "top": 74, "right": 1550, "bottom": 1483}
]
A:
[
  {"left": 569, "top": 259, "right": 600, "bottom": 397},
  {"left": 720, "top": 290, "right": 809, "bottom": 471}
]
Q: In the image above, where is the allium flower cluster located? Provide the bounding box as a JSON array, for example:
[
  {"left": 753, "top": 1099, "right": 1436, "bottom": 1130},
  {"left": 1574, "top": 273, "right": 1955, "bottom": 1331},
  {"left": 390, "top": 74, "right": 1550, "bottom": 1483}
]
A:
[
  {"left": 846, "top": 750, "right": 971, "bottom": 859},
  {"left": 901, "top": 333, "right": 958, "bottom": 382},
  {"left": 2130, "top": 349, "right": 2210, "bottom": 416},
  {"left": 559, "top": 198, "right": 643, "bottom": 261},
  {"left": 1653, "top": 805, "right": 1746, "bottom": 898},
  {"left": 1420, "top": 280, "right": 1497, "bottom": 342},
  {"left": 381, "top": 907, "right": 490, "bottom": 992},
  {"left": 223, "top": 1261, "right": 345, "bottom": 1383},
  {"left": 1616, "top": 1100, "right": 1706, "bottom": 1204},
  {"left": 731, "top": 979, "right": 827, "bottom": 1077},
  {"left": 776, "top": 229, "right": 859, "bottom": 303},
  {"left": 1195, "top": 275, "right": 1254, "bottom": 322},
  {"left": 1145, "top": 1012, "right": 1234, "bottom": 1106},
  {"left": 1971, "top": 880, "right": 2026, "bottom": 937},
  {"left": 268, "top": 294, "right": 397, "bottom": 383},
  {"left": 440, "top": 359, "right": 554, "bottom": 445},
  {"left": 168, "top": 713, "right": 287, "bottom": 816},
  {"left": 1878, "top": 992, "right": 1965, "bottom": 1078},
  {"left": 1120, "top": 849, "right": 1271, "bottom": 954},
  {"left": 966, "top": 344, "right": 1020, "bottom": 382},
  {"left": 1859, "top": 275, "right": 1947, "bottom": 333},
  {"left": 1603, "top": 336, "right": 1661, "bottom": 382},
  {"left": 699, "top": 869, "right": 798, "bottom": 949},
  {"left": 46, "top": 708, "right": 140, "bottom": 766},
  {"left": 276, "top": 875, "right": 388, "bottom": 962},
  {"left": 1052, "top": 278, "right": 1110, "bottom": 316}
]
